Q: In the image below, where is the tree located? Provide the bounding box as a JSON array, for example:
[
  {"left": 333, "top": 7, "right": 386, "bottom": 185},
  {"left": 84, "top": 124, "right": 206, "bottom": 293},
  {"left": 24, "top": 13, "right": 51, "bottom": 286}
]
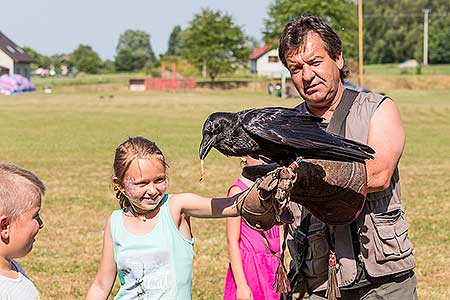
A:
[
  {"left": 363, "top": 0, "right": 450, "bottom": 64},
  {"left": 166, "top": 25, "right": 182, "bottom": 56},
  {"left": 115, "top": 29, "right": 156, "bottom": 72},
  {"left": 363, "top": 1, "right": 422, "bottom": 64},
  {"left": 429, "top": 17, "right": 450, "bottom": 64},
  {"left": 180, "top": 9, "right": 251, "bottom": 82},
  {"left": 23, "top": 46, "right": 51, "bottom": 69},
  {"left": 70, "top": 44, "right": 102, "bottom": 74},
  {"left": 246, "top": 36, "right": 261, "bottom": 52},
  {"left": 263, "top": 0, "right": 358, "bottom": 62},
  {"left": 101, "top": 60, "right": 116, "bottom": 73}
]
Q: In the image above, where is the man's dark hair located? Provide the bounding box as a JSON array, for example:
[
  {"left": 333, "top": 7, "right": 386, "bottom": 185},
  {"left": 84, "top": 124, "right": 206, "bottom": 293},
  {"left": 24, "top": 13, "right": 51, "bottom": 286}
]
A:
[{"left": 279, "top": 15, "right": 349, "bottom": 81}]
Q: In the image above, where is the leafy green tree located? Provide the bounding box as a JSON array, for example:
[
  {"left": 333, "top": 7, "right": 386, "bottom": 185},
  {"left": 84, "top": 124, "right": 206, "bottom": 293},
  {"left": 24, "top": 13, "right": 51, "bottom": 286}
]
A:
[
  {"left": 363, "top": 1, "right": 422, "bottom": 64},
  {"left": 166, "top": 25, "right": 182, "bottom": 56},
  {"left": 363, "top": 0, "right": 450, "bottom": 64},
  {"left": 429, "top": 17, "right": 450, "bottom": 64},
  {"left": 23, "top": 46, "right": 51, "bottom": 69},
  {"left": 49, "top": 54, "right": 66, "bottom": 72},
  {"left": 426, "top": 2, "right": 450, "bottom": 64},
  {"left": 115, "top": 29, "right": 156, "bottom": 72},
  {"left": 70, "top": 44, "right": 102, "bottom": 74},
  {"left": 180, "top": 8, "right": 251, "bottom": 82},
  {"left": 263, "top": 0, "right": 358, "bottom": 62},
  {"left": 101, "top": 59, "right": 116, "bottom": 73},
  {"left": 246, "top": 36, "right": 261, "bottom": 52}
]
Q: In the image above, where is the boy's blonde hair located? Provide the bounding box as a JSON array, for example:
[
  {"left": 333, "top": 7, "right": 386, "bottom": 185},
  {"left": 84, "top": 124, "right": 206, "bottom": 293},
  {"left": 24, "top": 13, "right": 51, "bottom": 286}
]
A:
[
  {"left": 113, "top": 136, "right": 167, "bottom": 208},
  {"left": 0, "top": 162, "right": 45, "bottom": 220}
]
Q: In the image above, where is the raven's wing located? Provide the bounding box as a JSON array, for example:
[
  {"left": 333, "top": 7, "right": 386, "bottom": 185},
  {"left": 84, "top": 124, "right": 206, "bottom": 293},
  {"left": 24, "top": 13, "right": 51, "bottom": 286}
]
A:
[{"left": 240, "top": 107, "right": 374, "bottom": 162}]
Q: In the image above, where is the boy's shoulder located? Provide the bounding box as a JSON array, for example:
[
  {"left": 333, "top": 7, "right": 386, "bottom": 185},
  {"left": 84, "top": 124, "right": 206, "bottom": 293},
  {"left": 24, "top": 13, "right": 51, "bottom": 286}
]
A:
[
  {"left": 11, "top": 260, "right": 27, "bottom": 277},
  {"left": 0, "top": 260, "right": 40, "bottom": 299}
]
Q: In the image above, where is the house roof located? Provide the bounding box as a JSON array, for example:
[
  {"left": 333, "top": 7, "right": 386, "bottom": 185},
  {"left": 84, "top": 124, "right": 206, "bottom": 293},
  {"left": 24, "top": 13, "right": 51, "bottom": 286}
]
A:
[
  {"left": 0, "top": 32, "right": 33, "bottom": 63},
  {"left": 248, "top": 45, "right": 272, "bottom": 60}
]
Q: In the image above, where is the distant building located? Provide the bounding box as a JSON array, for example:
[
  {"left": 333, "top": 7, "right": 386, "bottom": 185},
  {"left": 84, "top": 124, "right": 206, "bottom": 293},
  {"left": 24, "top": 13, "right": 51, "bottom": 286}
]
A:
[
  {"left": 248, "top": 45, "right": 290, "bottom": 78},
  {"left": 0, "top": 32, "right": 33, "bottom": 79}
]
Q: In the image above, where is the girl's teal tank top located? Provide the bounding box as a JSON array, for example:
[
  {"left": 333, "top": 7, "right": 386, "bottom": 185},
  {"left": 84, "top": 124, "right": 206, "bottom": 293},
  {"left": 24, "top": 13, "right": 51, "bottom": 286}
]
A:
[{"left": 110, "top": 194, "right": 194, "bottom": 300}]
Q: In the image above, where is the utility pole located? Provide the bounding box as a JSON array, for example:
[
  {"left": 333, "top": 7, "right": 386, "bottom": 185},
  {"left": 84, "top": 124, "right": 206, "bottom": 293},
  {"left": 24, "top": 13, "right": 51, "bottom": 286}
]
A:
[
  {"left": 358, "top": 0, "right": 364, "bottom": 87},
  {"left": 423, "top": 9, "right": 431, "bottom": 65}
]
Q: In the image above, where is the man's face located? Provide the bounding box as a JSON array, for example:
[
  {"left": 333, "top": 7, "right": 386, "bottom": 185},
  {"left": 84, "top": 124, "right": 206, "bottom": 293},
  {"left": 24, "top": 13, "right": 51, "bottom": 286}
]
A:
[
  {"left": 285, "top": 32, "right": 344, "bottom": 109},
  {"left": 8, "top": 200, "right": 43, "bottom": 258}
]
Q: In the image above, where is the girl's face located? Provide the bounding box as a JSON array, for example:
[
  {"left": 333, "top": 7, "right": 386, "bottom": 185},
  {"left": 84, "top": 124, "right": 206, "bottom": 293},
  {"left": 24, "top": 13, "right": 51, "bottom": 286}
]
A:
[{"left": 120, "top": 158, "right": 167, "bottom": 212}]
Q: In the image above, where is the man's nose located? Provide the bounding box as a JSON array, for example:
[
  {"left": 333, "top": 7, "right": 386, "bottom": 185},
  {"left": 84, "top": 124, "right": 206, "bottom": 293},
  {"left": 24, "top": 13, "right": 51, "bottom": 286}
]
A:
[{"left": 302, "top": 65, "right": 315, "bottom": 81}]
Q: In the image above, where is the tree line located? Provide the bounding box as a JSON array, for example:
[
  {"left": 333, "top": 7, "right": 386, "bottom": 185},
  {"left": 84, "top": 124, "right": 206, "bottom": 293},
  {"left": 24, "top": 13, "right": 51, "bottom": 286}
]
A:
[
  {"left": 265, "top": 0, "right": 450, "bottom": 65},
  {"left": 24, "top": 1, "right": 450, "bottom": 80}
]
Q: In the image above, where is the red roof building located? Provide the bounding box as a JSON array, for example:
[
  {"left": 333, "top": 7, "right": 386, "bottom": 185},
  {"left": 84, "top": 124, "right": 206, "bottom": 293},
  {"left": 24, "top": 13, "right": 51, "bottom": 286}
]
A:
[
  {"left": 248, "top": 45, "right": 272, "bottom": 60},
  {"left": 248, "top": 45, "right": 290, "bottom": 78}
]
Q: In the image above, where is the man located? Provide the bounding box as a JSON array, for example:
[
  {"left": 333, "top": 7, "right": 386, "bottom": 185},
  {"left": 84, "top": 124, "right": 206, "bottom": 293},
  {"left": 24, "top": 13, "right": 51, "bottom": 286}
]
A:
[{"left": 278, "top": 16, "right": 417, "bottom": 299}]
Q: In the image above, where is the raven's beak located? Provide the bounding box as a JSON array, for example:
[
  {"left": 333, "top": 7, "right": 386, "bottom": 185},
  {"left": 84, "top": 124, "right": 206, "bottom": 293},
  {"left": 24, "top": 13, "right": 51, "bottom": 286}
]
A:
[{"left": 199, "top": 134, "right": 216, "bottom": 160}]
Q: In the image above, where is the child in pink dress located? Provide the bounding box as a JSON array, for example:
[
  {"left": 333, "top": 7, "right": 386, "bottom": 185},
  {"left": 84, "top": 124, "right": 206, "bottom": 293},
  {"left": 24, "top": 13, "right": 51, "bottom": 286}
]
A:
[{"left": 223, "top": 156, "right": 281, "bottom": 300}]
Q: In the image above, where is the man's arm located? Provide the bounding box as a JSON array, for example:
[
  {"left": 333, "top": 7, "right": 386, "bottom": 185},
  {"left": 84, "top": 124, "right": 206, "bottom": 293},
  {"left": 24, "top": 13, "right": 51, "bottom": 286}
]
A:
[{"left": 366, "top": 98, "right": 405, "bottom": 192}]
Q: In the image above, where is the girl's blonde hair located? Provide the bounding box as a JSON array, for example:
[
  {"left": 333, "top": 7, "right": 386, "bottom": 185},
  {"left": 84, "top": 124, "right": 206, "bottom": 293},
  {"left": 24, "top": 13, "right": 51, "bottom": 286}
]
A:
[{"left": 113, "top": 136, "right": 167, "bottom": 208}]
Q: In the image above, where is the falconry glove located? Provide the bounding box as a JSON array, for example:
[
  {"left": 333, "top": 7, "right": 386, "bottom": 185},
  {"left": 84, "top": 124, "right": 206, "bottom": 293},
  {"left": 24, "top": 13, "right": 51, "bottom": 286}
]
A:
[
  {"left": 241, "top": 158, "right": 368, "bottom": 228},
  {"left": 237, "top": 165, "right": 297, "bottom": 231}
]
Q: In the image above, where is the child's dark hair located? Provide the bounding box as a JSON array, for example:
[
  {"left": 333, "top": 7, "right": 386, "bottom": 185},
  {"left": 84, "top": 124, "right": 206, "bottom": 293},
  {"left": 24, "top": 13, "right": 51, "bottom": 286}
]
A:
[{"left": 113, "top": 136, "right": 167, "bottom": 208}]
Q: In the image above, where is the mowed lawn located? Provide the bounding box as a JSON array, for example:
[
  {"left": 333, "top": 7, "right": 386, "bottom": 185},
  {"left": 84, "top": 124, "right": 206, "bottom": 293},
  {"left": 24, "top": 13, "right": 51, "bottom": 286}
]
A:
[{"left": 0, "top": 87, "right": 449, "bottom": 299}]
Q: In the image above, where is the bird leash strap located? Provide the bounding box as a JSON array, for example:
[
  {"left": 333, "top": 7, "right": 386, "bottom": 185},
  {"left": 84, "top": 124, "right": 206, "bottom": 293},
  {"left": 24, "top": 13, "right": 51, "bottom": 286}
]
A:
[
  {"left": 324, "top": 88, "right": 359, "bottom": 300},
  {"left": 259, "top": 229, "right": 291, "bottom": 294}
]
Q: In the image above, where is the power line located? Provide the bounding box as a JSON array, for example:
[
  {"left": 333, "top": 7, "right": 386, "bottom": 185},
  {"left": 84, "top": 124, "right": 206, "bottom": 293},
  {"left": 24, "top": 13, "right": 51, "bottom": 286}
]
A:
[{"left": 363, "top": 11, "right": 450, "bottom": 19}]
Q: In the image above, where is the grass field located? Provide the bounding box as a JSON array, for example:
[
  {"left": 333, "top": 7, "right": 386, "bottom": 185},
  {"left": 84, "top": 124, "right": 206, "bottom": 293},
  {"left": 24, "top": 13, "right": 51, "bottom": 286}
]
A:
[
  {"left": 365, "top": 63, "right": 450, "bottom": 76},
  {"left": 0, "top": 85, "right": 449, "bottom": 299}
]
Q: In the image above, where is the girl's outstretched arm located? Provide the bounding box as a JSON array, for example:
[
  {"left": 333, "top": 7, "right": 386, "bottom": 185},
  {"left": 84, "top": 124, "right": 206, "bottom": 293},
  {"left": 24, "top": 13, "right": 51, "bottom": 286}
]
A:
[
  {"left": 170, "top": 192, "right": 240, "bottom": 219},
  {"left": 86, "top": 217, "right": 117, "bottom": 300},
  {"left": 226, "top": 186, "right": 253, "bottom": 300}
]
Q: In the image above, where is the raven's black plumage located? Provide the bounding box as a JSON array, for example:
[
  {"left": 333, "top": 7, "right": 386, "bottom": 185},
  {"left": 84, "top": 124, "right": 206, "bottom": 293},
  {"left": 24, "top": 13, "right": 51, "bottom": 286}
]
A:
[{"left": 199, "top": 107, "right": 375, "bottom": 165}]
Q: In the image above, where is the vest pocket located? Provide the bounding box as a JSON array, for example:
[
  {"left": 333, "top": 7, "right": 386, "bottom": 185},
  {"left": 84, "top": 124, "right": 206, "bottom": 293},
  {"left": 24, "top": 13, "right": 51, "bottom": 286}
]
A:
[
  {"left": 303, "top": 225, "right": 330, "bottom": 277},
  {"left": 370, "top": 208, "right": 413, "bottom": 263}
]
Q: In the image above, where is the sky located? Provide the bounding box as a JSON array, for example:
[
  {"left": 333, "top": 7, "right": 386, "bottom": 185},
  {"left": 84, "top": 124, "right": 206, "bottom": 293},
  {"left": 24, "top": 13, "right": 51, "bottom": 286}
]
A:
[{"left": 2, "top": 0, "right": 273, "bottom": 60}]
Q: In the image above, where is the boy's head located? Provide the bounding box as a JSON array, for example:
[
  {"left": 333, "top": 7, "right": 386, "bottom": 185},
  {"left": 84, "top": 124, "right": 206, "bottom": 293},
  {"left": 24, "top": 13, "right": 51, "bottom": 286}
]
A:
[{"left": 0, "top": 162, "right": 45, "bottom": 258}]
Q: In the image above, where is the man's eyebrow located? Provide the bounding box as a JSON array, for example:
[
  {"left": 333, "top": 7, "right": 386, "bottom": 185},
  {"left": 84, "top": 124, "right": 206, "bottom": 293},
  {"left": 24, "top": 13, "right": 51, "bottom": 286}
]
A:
[
  {"left": 305, "top": 54, "right": 324, "bottom": 62},
  {"left": 287, "top": 58, "right": 302, "bottom": 66}
]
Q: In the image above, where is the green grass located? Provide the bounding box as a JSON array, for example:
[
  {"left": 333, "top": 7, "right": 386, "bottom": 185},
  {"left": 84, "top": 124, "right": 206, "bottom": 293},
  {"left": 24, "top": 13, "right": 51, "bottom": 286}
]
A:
[
  {"left": 31, "top": 70, "right": 265, "bottom": 91},
  {"left": 31, "top": 72, "right": 147, "bottom": 89},
  {"left": 0, "top": 86, "right": 449, "bottom": 299},
  {"left": 365, "top": 63, "right": 450, "bottom": 76}
]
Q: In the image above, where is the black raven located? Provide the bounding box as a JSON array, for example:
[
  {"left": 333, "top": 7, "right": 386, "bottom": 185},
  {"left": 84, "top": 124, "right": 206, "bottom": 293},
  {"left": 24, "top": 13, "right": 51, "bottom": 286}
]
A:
[{"left": 199, "top": 107, "right": 375, "bottom": 166}]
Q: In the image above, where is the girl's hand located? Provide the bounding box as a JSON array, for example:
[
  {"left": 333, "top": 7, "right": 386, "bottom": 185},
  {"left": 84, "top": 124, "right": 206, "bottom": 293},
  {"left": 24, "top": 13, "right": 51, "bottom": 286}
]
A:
[{"left": 236, "top": 284, "right": 253, "bottom": 300}]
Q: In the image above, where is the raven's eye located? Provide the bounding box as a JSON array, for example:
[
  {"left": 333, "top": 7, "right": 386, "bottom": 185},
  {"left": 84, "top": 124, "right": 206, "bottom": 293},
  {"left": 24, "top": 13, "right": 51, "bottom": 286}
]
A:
[{"left": 212, "top": 124, "right": 221, "bottom": 132}]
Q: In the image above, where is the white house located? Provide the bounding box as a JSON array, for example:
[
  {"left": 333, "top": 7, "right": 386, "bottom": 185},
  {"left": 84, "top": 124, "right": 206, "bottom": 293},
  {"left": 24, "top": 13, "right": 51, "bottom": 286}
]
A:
[
  {"left": 0, "top": 32, "right": 33, "bottom": 79},
  {"left": 249, "top": 45, "right": 290, "bottom": 78}
]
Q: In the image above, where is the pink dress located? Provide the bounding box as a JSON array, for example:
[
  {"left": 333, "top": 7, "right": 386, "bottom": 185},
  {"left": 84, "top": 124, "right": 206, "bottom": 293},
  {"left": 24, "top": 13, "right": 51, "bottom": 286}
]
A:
[{"left": 223, "top": 178, "right": 281, "bottom": 300}]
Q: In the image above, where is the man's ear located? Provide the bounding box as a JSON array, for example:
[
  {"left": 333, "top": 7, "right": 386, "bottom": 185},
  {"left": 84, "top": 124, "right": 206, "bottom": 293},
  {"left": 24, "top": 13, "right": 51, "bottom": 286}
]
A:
[
  {"left": 0, "top": 215, "right": 11, "bottom": 240},
  {"left": 336, "top": 53, "right": 344, "bottom": 70}
]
